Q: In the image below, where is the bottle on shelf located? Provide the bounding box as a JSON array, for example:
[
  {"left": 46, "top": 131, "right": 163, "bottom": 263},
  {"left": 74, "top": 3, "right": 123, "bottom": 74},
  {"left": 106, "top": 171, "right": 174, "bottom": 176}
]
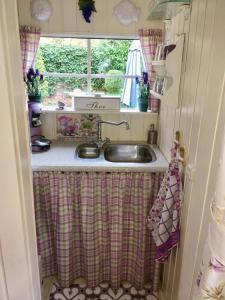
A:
[{"left": 147, "top": 124, "right": 158, "bottom": 145}]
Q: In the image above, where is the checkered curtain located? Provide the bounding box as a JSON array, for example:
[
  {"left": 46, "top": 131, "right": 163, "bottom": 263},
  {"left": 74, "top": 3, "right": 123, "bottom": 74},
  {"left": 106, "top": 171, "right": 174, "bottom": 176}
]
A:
[
  {"left": 33, "top": 171, "right": 164, "bottom": 290},
  {"left": 19, "top": 26, "right": 41, "bottom": 74},
  {"left": 139, "top": 29, "right": 162, "bottom": 111}
]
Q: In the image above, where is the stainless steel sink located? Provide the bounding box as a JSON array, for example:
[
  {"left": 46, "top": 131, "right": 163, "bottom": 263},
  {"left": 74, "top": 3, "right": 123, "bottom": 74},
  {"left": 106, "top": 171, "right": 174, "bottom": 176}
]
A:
[
  {"left": 76, "top": 142, "right": 100, "bottom": 159},
  {"left": 103, "top": 143, "right": 156, "bottom": 163}
]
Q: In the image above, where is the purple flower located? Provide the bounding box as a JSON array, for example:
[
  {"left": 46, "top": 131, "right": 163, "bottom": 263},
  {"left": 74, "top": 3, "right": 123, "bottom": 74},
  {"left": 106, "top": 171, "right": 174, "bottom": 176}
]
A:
[
  {"left": 209, "top": 257, "right": 225, "bottom": 272},
  {"left": 28, "top": 67, "right": 35, "bottom": 76},
  {"left": 27, "top": 73, "right": 32, "bottom": 82},
  {"left": 143, "top": 72, "right": 148, "bottom": 84},
  {"left": 40, "top": 74, "right": 44, "bottom": 81},
  {"left": 24, "top": 67, "right": 44, "bottom": 98},
  {"left": 135, "top": 76, "right": 140, "bottom": 84},
  {"left": 82, "top": 6, "right": 92, "bottom": 23},
  {"left": 79, "top": 0, "right": 97, "bottom": 23},
  {"left": 58, "top": 116, "right": 72, "bottom": 126}
]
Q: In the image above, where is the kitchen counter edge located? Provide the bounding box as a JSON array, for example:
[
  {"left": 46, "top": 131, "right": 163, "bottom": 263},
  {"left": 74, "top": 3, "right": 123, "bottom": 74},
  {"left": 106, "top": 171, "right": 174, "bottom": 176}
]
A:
[{"left": 31, "top": 141, "right": 169, "bottom": 173}]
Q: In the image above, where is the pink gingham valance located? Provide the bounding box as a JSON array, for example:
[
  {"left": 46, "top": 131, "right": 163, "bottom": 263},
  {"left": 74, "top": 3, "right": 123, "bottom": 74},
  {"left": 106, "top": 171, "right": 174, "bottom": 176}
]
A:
[
  {"left": 19, "top": 25, "right": 41, "bottom": 74},
  {"left": 138, "top": 29, "right": 163, "bottom": 76}
]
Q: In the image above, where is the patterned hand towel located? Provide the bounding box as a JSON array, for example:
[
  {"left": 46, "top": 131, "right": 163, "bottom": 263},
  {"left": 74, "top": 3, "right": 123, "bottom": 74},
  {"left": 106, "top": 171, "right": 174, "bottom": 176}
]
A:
[{"left": 148, "top": 145, "right": 183, "bottom": 262}]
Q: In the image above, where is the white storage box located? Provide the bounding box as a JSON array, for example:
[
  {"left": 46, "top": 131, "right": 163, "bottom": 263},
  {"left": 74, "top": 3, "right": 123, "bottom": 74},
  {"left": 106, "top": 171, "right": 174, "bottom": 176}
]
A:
[{"left": 74, "top": 95, "right": 120, "bottom": 111}]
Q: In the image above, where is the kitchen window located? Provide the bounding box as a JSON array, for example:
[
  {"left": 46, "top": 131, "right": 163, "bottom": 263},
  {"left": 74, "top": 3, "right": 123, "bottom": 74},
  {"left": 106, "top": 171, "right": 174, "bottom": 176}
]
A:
[{"left": 35, "top": 37, "right": 143, "bottom": 110}]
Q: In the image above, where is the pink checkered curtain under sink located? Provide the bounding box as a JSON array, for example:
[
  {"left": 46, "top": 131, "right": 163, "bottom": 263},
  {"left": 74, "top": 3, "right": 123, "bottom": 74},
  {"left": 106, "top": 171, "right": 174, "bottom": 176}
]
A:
[
  {"left": 33, "top": 171, "right": 164, "bottom": 290},
  {"left": 19, "top": 26, "right": 41, "bottom": 74},
  {"left": 148, "top": 144, "right": 183, "bottom": 262},
  {"left": 138, "top": 29, "right": 163, "bottom": 112}
]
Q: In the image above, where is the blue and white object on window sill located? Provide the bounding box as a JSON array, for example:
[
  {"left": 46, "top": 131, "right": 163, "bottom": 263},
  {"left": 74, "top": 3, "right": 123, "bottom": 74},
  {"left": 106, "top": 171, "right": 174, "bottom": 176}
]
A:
[
  {"left": 74, "top": 95, "right": 120, "bottom": 112},
  {"left": 122, "top": 40, "right": 142, "bottom": 108}
]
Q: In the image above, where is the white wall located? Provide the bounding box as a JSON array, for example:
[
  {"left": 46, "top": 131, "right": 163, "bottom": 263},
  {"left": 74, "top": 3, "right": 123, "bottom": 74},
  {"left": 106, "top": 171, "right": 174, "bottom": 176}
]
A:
[
  {"left": 17, "top": 0, "right": 163, "bottom": 37},
  {"left": 41, "top": 111, "right": 158, "bottom": 142},
  {"left": 158, "top": 6, "right": 191, "bottom": 161}
]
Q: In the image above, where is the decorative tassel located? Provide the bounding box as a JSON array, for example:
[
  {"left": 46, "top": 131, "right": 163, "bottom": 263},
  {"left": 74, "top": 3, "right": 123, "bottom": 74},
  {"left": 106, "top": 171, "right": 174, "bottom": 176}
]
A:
[{"left": 78, "top": 0, "right": 97, "bottom": 23}]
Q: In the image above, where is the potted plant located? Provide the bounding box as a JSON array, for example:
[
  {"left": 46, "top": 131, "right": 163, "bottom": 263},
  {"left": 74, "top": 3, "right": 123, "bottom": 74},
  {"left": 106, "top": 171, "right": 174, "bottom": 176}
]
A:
[
  {"left": 24, "top": 68, "right": 44, "bottom": 102},
  {"left": 136, "top": 71, "right": 150, "bottom": 112}
]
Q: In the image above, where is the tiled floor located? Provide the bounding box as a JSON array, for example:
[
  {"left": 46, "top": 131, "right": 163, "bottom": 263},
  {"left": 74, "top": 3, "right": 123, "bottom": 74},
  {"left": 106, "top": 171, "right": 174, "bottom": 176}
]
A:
[{"left": 49, "top": 280, "right": 159, "bottom": 300}]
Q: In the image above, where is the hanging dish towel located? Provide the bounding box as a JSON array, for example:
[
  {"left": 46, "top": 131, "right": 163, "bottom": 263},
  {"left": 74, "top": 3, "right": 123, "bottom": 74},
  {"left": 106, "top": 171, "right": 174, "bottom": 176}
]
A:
[{"left": 148, "top": 144, "right": 183, "bottom": 262}]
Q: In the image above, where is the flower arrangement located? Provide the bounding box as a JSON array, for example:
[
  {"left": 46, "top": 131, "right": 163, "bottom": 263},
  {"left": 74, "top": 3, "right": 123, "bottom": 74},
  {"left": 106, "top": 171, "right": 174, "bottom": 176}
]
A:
[
  {"left": 78, "top": 0, "right": 97, "bottom": 23},
  {"left": 24, "top": 68, "right": 44, "bottom": 101},
  {"left": 136, "top": 71, "right": 150, "bottom": 99}
]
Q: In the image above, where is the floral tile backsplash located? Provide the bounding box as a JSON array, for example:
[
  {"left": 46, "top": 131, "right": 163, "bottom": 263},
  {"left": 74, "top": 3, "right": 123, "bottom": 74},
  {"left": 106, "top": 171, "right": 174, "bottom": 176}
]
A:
[{"left": 57, "top": 114, "right": 99, "bottom": 139}]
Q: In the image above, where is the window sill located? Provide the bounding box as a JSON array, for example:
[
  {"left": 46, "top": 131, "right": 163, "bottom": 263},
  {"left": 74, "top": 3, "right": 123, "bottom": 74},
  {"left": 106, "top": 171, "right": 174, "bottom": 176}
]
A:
[{"left": 41, "top": 107, "right": 158, "bottom": 115}]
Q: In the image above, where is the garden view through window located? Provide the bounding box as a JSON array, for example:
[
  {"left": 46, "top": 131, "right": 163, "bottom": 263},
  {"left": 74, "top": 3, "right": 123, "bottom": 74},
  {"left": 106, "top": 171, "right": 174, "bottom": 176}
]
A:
[{"left": 35, "top": 37, "right": 143, "bottom": 110}]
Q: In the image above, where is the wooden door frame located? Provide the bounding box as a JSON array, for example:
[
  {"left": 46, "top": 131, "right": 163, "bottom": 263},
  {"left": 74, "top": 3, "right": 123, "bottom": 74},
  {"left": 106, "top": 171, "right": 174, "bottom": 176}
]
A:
[{"left": 0, "top": 0, "right": 41, "bottom": 299}]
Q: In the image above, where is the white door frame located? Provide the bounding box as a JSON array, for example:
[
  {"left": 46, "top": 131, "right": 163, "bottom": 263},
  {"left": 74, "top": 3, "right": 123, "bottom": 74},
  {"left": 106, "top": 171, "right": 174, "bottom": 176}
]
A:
[
  {"left": 0, "top": 0, "right": 41, "bottom": 299},
  {"left": 177, "top": 1, "right": 225, "bottom": 298}
]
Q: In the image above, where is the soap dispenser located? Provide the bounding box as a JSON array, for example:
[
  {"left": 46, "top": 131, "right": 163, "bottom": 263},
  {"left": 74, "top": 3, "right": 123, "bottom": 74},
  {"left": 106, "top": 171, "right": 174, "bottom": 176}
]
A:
[{"left": 147, "top": 124, "right": 157, "bottom": 145}]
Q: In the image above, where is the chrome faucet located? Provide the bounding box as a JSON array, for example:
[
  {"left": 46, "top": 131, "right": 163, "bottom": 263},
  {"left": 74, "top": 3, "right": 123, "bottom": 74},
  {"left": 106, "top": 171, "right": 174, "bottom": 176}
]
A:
[{"left": 96, "top": 119, "right": 130, "bottom": 147}]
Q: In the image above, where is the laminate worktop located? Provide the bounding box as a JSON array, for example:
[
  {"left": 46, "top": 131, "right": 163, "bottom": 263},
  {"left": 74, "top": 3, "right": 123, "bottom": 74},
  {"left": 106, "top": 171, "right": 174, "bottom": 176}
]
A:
[{"left": 31, "top": 141, "right": 168, "bottom": 172}]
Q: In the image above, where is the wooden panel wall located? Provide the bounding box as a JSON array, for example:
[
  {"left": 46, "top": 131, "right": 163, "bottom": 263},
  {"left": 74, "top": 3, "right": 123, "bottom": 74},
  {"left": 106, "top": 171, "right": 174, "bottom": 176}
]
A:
[
  {"left": 158, "top": 14, "right": 190, "bottom": 294},
  {"left": 17, "top": 0, "right": 163, "bottom": 37},
  {"left": 158, "top": 6, "right": 191, "bottom": 161},
  {"left": 160, "top": 1, "right": 225, "bottom": 299}
]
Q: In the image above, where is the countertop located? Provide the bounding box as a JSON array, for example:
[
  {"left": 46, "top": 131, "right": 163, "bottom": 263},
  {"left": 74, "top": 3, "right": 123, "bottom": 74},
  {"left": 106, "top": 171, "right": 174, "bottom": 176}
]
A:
[{"left": 31, "top": 141, "right": 168, "bottom": 172}]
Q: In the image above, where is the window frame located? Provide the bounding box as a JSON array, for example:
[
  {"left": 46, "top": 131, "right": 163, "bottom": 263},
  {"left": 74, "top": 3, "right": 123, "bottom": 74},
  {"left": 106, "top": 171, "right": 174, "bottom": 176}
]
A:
[{"left": 38, "top": 36, "right": 142, "bottom": 110}]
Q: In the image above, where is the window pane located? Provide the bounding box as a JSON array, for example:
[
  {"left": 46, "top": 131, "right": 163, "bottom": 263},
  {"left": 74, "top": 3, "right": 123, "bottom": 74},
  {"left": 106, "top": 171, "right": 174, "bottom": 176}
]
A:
[
  {"left": 91, "top": 77, "right": 124, "bottom": 97},
  {"left": 34, "top": 37, "right": 142, "bottom": 111},
  {"left": 36, "top": 37, "right": 88, "bottom": 74},
  {"left": 91, "top": 39, "right": 132, "bottom": 75},
  {"left": 41, "top": 76, "right": 88, "bottom": 108}
]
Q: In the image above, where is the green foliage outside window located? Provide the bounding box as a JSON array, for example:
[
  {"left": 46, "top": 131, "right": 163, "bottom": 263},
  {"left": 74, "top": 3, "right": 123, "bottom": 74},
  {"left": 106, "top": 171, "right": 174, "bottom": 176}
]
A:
[
  {"left": 34, "top": 48, "right": 49, "bottom": 98},
  {"left": 35, "top": 39, "right": 132, "bottom": 97},
  {"left": 104, "top": 70, "right": 124, "bottom": 94}
]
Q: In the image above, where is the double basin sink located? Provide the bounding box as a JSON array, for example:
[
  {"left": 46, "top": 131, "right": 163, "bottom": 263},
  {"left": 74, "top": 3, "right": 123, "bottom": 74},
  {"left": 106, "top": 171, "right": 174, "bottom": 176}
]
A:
[{"left": 75, "top": 142, "right": 156, "bottom": 163}]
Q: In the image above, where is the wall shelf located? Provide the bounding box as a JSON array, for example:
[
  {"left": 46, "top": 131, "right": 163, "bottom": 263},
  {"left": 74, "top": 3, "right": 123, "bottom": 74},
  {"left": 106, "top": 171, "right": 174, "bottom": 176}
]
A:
[
  {"left": 152, "top": 60, "right": 165, "bottom": 66},
  {"left": 161, "top": 34, "right": 185, "bottom": 107},
  {"left": 152, "top": 60, "right": 166, "bottom": 77},
  {"left": 151, "top": 35, "right": 184, "bottom": 107},
  {"left": 148, "top": 0, "right": 191, "bottom": 21}
]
